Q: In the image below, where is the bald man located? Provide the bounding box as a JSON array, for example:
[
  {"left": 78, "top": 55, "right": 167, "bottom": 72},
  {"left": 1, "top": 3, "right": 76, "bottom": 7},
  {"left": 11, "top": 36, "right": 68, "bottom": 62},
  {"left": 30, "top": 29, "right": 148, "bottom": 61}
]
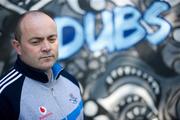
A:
[{"left": 0, "top": 11, "right": 84, "bottom": 120}]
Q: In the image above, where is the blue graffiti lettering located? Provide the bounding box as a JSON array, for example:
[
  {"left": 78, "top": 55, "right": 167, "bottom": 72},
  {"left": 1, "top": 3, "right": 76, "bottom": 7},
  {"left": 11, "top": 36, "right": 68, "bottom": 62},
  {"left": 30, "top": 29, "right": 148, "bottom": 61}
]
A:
[
  {"left": 114, "top": 6, "right": 146, "bottom": 50},
  {"left": 143, "top": 1, "right": 171, "bottom": 44},
  {"left": 54, "top": 17, "right": 84, "bottom": 60},
  {"left": 54, "top": 1, "right": 171, "bottom": 60},
  {"left": 84, "top": 11, "right": 114, "bottom": 52}
]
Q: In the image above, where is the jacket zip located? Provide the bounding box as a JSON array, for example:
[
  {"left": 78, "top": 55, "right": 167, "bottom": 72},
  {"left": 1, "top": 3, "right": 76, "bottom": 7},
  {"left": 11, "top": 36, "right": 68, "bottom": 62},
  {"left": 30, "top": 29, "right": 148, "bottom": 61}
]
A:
[{"left": 50, "top": 87, "right": 67, "bottom": 119}]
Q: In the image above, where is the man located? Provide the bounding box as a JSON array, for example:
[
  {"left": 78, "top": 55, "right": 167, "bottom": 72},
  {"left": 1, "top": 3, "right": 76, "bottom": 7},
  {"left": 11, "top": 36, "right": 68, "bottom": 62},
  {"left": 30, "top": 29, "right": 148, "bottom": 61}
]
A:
[{"left": 0, "top": 11, "right": 84, "bottom": 120}]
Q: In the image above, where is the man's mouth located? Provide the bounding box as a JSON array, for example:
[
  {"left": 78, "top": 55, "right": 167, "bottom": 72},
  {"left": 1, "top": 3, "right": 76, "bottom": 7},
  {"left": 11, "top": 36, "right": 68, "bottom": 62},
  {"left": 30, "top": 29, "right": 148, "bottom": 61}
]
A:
[{"left": 40, "top": 55, "right": 54, "bottom": 59}]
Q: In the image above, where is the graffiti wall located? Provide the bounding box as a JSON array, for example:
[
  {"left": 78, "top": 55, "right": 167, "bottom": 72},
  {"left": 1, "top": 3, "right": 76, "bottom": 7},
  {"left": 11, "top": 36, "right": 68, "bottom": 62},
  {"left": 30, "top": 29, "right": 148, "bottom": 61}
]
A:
[{"left": 0, "top": 0, "right": 180, "bottom": 120}]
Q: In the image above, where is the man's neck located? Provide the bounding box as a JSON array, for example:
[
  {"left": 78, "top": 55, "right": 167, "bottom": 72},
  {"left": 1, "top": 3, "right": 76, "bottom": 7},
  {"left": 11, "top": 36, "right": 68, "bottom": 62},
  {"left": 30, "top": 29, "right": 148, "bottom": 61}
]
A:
[{"left": 45, "top": 69, "right": 52, "bottom": 81}]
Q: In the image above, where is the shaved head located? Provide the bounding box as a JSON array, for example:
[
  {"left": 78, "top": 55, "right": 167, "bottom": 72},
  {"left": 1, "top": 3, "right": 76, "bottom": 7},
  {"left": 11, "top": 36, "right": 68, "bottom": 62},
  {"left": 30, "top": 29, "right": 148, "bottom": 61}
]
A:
[{"left": 14, "top": 11, "right": 55, "bottom": 42}]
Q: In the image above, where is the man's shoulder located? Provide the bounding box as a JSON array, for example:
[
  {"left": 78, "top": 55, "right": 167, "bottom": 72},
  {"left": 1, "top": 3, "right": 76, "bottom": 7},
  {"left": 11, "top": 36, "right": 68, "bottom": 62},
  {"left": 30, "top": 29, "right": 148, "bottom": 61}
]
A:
[
  {"left": 60, "top": 69, "right": 80, "bottom": 88},
  {"left": 0, "top": 68, "right": 24, "bottom": 94}
]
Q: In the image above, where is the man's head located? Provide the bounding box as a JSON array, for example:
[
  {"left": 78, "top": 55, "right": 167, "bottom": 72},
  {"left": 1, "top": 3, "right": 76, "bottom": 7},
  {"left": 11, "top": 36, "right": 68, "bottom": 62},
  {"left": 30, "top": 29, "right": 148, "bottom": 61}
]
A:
[{"left": 12, "top": 11, "right": 58, "bottom": 71}]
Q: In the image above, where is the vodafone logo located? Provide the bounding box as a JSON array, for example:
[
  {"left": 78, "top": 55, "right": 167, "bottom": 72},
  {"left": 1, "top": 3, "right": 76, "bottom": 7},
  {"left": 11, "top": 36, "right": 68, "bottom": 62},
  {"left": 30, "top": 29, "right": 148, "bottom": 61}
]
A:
[
  {"left": 39, "top": 106, "right": 53, "bottom": 120},
  {"left": 39, "top": 106, "right": 47, "bottom": 115}
]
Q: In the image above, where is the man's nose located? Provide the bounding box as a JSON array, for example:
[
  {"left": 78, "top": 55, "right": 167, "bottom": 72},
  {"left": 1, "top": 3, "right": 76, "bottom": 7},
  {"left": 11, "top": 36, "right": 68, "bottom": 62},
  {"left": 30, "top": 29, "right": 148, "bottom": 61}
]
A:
[{"left": 41, "top": 40, "right": 51, "bottom": 52}]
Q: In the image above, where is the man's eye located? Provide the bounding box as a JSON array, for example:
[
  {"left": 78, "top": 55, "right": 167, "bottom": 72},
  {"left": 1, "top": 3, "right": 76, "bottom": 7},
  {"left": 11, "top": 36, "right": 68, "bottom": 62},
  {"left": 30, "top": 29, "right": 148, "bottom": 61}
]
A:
[
  {"left": 31, "top": 40, "right": 40, "bottom": 44},
  {"left": 49, "top": 38, "right": 56, "bottom": 43},
  {"left": 32, "top": 41, "right": 39, "bottom": 43}
]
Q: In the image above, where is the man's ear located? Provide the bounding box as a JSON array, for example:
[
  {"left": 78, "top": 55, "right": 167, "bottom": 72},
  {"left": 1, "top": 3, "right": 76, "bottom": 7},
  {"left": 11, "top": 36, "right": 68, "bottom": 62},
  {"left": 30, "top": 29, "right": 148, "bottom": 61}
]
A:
[{"left": 12, "top": 39, "right": 22, "bottom": 55}]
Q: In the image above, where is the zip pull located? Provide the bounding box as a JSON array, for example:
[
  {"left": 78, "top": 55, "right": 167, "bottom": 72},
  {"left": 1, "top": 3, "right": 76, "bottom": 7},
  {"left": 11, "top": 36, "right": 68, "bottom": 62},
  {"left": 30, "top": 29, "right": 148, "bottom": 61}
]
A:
[{"left": 51, "top": 87, "right": 55, "bottom": 96}]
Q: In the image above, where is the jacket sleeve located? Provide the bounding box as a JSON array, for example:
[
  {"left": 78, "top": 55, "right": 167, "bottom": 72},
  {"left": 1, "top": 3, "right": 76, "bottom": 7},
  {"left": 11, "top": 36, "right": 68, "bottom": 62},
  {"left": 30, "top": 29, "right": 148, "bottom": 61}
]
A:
[{"left": 0, "top": 93, "right": 15, "bottom": 120}]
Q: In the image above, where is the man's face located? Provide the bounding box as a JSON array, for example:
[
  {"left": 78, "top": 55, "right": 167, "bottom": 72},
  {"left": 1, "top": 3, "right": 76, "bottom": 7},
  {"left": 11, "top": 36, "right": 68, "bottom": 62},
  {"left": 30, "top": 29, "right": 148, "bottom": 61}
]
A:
[{"left": 15, "top": 14, "right": 58, "bottom": 71}]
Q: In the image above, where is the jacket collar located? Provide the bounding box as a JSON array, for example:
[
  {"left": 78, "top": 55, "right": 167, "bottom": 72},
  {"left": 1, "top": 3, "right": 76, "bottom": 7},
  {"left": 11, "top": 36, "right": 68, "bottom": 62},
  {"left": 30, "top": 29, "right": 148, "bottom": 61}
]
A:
[{"left": 14, "top": 56, "right": 63, "bottom": 83}]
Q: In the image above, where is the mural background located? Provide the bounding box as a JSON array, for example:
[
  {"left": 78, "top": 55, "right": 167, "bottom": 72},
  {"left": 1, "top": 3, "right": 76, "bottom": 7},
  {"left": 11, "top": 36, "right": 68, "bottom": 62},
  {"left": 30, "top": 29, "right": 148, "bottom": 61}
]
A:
[{"left": 0, "top": 0, "right": 180, "bottom": 120}]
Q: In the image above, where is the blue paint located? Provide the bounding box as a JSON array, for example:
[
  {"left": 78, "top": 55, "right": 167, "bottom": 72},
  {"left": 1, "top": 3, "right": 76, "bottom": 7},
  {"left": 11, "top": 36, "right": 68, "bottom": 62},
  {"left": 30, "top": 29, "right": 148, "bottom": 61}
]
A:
[{"left": 54, "top": 1, "right": 171, "bottom": 60}]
